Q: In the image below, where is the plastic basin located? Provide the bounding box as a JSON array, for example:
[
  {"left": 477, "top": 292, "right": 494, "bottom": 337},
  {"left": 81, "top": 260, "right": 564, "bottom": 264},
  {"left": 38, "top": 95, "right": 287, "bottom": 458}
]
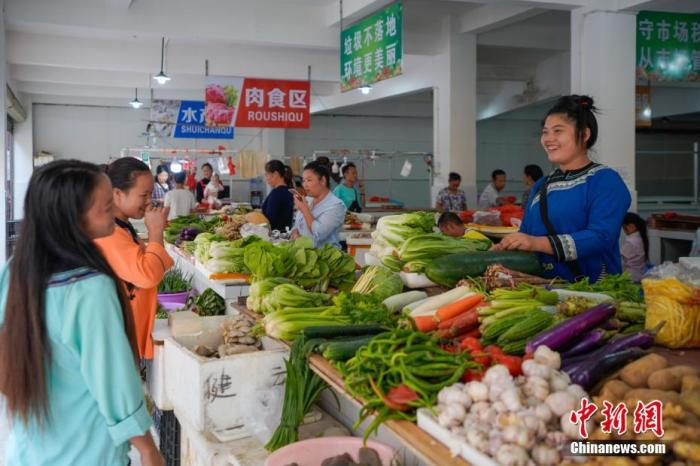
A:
[
  {"left": 264, "top": 437, "right": 397, "bottom": 466},
  {"left": 161, "top": 301, "right": 186, "bottom": 312},
  {"left": 157, "top": 290, "right": 191, "bottom": 306}
]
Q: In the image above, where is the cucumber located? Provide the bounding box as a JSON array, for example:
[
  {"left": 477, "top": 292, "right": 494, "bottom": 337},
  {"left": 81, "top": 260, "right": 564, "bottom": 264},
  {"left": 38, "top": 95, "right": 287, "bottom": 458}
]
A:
[
  {"left": 302, "top": 324, "right": 388, "bottom": 339},
  {"left": 497, "top": 311, "right": 553, "bottom": 344},
  {"left": 426, "top": 251, "right": 542, "bottom": 287},
  {"left": 322, "top": 335, "right": 375, "bottom": 361}
]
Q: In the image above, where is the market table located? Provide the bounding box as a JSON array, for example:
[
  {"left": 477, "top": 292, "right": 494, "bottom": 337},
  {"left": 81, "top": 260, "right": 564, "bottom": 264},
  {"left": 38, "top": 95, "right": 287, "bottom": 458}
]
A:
[{"left": 233, "top": 303, "right": 470, "bottom": 466}]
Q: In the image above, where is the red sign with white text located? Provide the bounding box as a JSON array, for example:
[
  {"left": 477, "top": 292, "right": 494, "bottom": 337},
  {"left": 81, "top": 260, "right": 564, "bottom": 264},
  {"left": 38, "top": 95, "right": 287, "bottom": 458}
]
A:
[{"left": 204, "top": 76, "right": 310, "bottom": 129}]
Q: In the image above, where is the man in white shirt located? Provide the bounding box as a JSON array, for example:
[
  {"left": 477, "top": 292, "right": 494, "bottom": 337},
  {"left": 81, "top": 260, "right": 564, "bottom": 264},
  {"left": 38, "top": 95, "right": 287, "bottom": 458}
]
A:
[
  {"left": 164, "top": 171, "right": 197, "bottom": 220},
  {"left": 478, "top": 169, "right": 507, "bottom": 209}
]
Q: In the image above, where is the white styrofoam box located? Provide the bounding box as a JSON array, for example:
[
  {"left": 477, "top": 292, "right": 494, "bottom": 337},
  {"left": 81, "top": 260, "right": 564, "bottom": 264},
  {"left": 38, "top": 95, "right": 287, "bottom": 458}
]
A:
[
  {"left": 164, "top": 316, "right": 288, "bottom": 437},
  {"left": 399, "top": 271, "right": 437, "bottom": 289},
  {"left": 179, "top": 413, "right": 267, "bottom": 466},
  {"left": 149, "top": 320, "right": 173, "bottom": 411},
  {"left": 416, "top": 409, "right": 499, "bottom": 466}
]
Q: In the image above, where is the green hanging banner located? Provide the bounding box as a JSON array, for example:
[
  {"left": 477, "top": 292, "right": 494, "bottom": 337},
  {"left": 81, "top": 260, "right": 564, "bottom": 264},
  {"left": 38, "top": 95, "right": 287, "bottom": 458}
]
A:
[
  {"left": 340, "top": 1, "right": 403, "bottom": 92},
  {"left": 636, "top": 11, "right": 700, "bottom": 82}
]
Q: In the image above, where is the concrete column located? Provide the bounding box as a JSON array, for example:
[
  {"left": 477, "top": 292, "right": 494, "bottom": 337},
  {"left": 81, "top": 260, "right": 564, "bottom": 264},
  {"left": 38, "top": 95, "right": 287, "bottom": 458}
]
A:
[
  {"left": 433, "top": 20, "right": 478, "bottom": 208},
  {"left": 13, "top": 94, "right": 33, "bottom": 220},
  {"left": 0, "top": 0, "right": 8, "bottom": 261},
  {"left": 571, "top": 9, "right": 637, "bottom": 207}
]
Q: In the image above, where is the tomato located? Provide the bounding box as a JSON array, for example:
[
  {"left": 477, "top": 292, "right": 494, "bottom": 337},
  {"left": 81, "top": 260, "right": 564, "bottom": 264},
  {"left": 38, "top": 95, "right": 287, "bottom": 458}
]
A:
[
  {"left": 484, "top": 345, "right": 504, "bottom": 356},
  {"left": 386, "top": 384, "right": 419, "bottom": 406},
  {"left": 460, "top": 337, "right": 483, "bottom": 353},
  {"left": 472, "top": 353, "right": 491, "bottom": 368},
  {"left": 492, "top": 354, "right": 522, "bottom": 377},
  {"left": 461, "top": 369, "right": 484, "bottom": 382}
]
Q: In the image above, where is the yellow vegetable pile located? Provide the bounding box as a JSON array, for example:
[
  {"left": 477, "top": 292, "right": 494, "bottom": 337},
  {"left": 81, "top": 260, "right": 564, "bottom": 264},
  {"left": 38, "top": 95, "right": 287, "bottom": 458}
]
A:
[{"left": 642, "top": 278, "right": 700, "bottom": 349}]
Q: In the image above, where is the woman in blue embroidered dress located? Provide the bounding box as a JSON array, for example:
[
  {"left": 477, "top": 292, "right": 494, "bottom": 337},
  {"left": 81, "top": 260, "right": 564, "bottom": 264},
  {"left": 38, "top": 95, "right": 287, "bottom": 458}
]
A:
[
  {"left": 494, "top": 95, "right": 631, "bottom": 283},
  {"left": 0, "top": 160, "right": 163, "bottom": 466}
]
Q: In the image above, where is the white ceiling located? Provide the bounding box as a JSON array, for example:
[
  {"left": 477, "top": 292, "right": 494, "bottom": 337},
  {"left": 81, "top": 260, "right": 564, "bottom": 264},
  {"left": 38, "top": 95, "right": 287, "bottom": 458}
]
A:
[{"left": 4, "top": 0, "right": 697, "bottom": 109}]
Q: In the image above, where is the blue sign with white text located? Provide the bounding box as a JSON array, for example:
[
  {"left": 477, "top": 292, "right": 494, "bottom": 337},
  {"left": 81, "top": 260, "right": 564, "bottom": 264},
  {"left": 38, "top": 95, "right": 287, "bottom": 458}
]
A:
[{"left": 173, "top": 100, "right": 234, "bottom": 139}]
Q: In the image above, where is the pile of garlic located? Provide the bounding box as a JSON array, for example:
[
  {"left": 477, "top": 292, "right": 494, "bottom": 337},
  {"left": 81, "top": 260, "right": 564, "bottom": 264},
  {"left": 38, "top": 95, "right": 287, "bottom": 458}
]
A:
[{"left": 434, "top": 346, "right": 592, "bottom": 466}]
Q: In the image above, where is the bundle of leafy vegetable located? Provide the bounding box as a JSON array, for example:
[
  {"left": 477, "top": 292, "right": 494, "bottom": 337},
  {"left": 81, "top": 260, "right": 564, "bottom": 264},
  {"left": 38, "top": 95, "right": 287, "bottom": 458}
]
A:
[
  {"left": 263, "top": 292, "right": 395, "bottom": 340},
  {"left": 193, "top": 232, "right": 226, "bottom": 263},
  {"left": 246, "top": 277, "right": 292, "bottom": 312},
  {"left": 351, "top": 265, "right": 404, "bottom": 302},
  {"left": 265, "top": 337, "right": 327, "bottom": 451},
  {"left": 204, "top": 235, "right": 261, "bottom": 274},
  {"left": 260, "top": 283, "right": 332, "bottom": 315},
  {"left": 158, "top": 267, "right": 192, "bottom": 293},
  {"left": 397, "top": 233, "right": 490, "bottom": 262},
  {"left": 243, "top": 237, "right": 356, "bottom": 292},
  {"left": 165, "top": 215, "right": 222, "bottom": 244},
  {"left": 369, "top": 212, "right": 436, "bottom": 259},
  {"left": 190, "top": 288, "right": 226, "bottom": 316},
  {"left": 564, "top": 272, "right": 643, "bottom": 303}
]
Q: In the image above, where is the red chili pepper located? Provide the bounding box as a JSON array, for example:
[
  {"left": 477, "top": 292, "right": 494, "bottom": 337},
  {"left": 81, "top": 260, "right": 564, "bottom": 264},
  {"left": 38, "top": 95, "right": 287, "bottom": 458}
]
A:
[
  {"left": 462, "top": 369, "right": 484, "bottom": 382},
  {"left": 471, "top": 352, "right": 492, "bottom": 368},
  {"left": 368, "top": 378, "right": 409, "bottom": 412},
  {"left": 386, "top": 384, "right": 419, "bottom": 406},
  {"left": 460, "top": 337, "right": 483, "bottom": 353}
]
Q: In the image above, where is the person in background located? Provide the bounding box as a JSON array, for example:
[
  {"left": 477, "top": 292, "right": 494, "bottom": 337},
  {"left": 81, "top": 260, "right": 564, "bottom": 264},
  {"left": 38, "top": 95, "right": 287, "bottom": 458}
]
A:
[
  {"left": 151, "top": 165, "right": 171, "bottom": 207},
  {"left": 291, "top": 161, "right": 346, "bottom": 248},
  {"left": 621, "top": 212, "right": 650, "bottom": 282},
  {"left": 195, "top": 162, "right": 214, "bottom": 203},
  {"left": 522, "top": 164, "right": 544, "bottom": 206},
  {"left": 164, "top": 171, "right": 197, "bottom": 220},
  {"left": 436, "top": 172, "right": 467, "bottom": 212},
  {"left": 204, "top": 173, "right": 224, "bottom": 209},
  {"left": 478, "top": 170, "right": 507, "bottom": 208},
  {"left": 494, "top": 95, "right": 631, "bottom": 283},
  {"left": 438, "top": 212, "right": 467, "bottom": 238},
  {"left": 96, "top": 158, "right": 174, "bottom": 360},
  {"left": 262, "top": 160, "right": 294, "bottom": 232},
  {"left": 333, "top": 162, "right": 363, "bottom": 212},
  {"left": 0, "top": 160, "right": 163, "bottom": 466},
  {"left": 293, "top": 176, "right": 306, "bottom": 198}
]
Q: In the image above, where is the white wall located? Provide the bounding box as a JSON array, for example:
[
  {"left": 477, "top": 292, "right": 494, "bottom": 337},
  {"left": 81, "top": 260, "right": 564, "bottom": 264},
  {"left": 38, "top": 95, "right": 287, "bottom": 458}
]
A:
[
  {"left": 1, "top": 0, "right": 8, "bottom": 260},
  {"left": 13, "top": 94, "right": 33, "bottom": 219},
  {"left": 32, "top": 103, "right": 284, "bottom": 202}
]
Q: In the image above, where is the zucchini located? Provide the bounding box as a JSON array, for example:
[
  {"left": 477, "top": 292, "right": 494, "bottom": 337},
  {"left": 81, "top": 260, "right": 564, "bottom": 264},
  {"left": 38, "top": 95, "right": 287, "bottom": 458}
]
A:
[
  {"left": 426, "top": 251, "right": 542, "bottom": 287},
  {"left": 501, "top": 339, "right": 528, "bottom": 355},
  {"left": 302, "top": 324, "right": 388, "bottom": 339},
  {"left": 322, "top": 335, "right": 375, "bottom": 361},
  {"left": 498, "top": 311, "right": 553, "bottom": 344},
  {"left": 480, "top": 313, "right": 529, "bottom": 343}
]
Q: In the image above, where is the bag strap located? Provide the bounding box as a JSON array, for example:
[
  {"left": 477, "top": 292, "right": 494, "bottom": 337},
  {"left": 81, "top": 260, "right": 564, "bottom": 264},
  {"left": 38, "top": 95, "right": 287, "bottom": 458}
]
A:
[{"left": 538, "top": 177, "right": 582, "bottom": 278}]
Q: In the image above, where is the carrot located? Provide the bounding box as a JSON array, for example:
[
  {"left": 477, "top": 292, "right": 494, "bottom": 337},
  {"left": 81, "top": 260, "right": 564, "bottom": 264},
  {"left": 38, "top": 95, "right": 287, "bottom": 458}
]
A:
[
  {"left": 414, "top": 315, "right": 438, "bottom": 332},
  {"left": 209, "top": 273, "right": 250, "bottom": 281},
  {"left": 434, "top": 294, "right": 483, "bottom": 323},
  {"left": 435, "top": 309, "right": 479, "bottom": 338}
]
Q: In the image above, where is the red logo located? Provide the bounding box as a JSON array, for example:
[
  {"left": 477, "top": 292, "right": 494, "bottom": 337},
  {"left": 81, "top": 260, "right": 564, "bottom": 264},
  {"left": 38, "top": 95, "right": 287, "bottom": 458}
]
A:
[
  {"left": 569, "top": 399, "right": 665, "bottom": 439},
  {"left": 236, "top": 79, "right": 310, "bottom": 129},
  {"left": 600, "top": 401, "right": 629, "bottom": 435},
  {"left": 633, "top": 400, "right": 664, "bottom": 437},
  {"left": 569, "top": 398, "right": 598, "bottom": 439}
]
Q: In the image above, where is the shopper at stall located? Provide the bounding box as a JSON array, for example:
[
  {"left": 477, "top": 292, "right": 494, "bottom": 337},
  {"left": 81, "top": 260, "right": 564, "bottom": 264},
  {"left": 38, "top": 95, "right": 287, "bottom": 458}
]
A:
[
  {"left": 436, "top": 172, "right": 467, "bottom": 212},
  {"left": 151, "top": 164, "right": 172, "bottom": 207},
  {"left": 291, "top": 161, "right": 346, "bottom": 248},
  {"left": 262, "top": 159, "right": 295, "bottom": 232},
  {"left": 0, "top": 160, "right": 163, "bottom": 466},
  {"left": 204, "top": 173, "right": 224, "bottom": 209},
  {"left": 478, "top": 170, "right": 508, "bottom": 208},
  {"left": 494, "top": 95, "right": 631, "bottom": 282},
  {"left": 164, "top": 171, "right": 197, "bottom": 220},
  {"left": 195, "top": 162, "right": 214, "bottom": 203},
  {"left": 621, "top": 212, "right": 650, "bottom": 282},
  {"left": 333, "top": 162, "right": 363, "bottom": 212},
  {"left": 96, "top": 157, "right": 174, "bottom": 359},
  {"left": 522, "top": 164, "right": 544, "bottom": 206}
]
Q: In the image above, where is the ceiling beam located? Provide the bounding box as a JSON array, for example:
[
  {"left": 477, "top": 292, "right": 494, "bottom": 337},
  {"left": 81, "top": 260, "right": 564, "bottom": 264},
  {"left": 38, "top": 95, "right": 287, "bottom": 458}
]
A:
[
  {"left": 325, "top": 0, "right": 395, "bottom": 28},
  {"left": 459, "top": 4, "right": 542, "bottom": 34}
]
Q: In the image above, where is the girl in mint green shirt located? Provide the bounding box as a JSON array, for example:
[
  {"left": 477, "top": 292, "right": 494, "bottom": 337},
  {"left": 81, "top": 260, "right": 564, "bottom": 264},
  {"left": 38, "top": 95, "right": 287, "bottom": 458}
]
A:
[{"left": 0, "top": 160, "right": 163, "bottom": 466}]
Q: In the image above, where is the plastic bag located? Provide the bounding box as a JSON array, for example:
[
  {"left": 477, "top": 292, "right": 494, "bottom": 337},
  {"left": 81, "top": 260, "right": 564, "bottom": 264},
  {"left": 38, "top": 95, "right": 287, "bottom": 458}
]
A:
[
  {"left": 472, "top": 210, "right": 502, "bottom": 226},
  {"left": 240, "top": 222, "right": 270, "bottom": 241},
  {"left": 642, "top": 277, "right": 700, "bottom": 348}
]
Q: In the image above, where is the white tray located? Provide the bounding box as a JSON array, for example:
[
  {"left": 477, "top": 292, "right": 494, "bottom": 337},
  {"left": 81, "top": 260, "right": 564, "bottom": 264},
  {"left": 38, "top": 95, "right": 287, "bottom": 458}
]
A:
[{"left": 416, "top": 409, "right": 499, "bottom": 466}]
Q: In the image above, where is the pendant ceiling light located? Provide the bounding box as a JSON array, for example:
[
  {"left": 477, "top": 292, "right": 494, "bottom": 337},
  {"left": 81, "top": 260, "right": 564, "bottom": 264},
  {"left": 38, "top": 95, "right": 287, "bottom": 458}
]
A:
[
  {"left": 153, "top": 37, "right": 171, "bottom": 85},
  {"left": 130, "top": 88, "right": 143, "bottom": 109}
]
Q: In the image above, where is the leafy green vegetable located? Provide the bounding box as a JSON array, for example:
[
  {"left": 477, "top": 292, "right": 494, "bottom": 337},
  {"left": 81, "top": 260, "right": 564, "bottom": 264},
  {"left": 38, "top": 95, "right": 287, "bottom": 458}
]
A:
[
  {"left": 331, "top": 292, "right": 395, "bottom": 327},
  {"left": 261, "top": 284, "right": 331, "bottom": 315},
  {"left": 190, "top": 288, "right": 226, "bottom": 316},
  {"left": 351, "top": 265, "right": 404, "bottom": 302},
  {"left": 397, "top": 233, "right": 491, "bottom": 263},
  {"left": 381, "top": 255, "right": 404, "bottom": 272},
  {"left": 565, "top": 272, "right": 643, "bottom": 303},
  {"left": 247, "top": 277, "right": 293, "bottom": 313},
  {"left": 158, "top": 267, "right": 192, "bottom": 293}
]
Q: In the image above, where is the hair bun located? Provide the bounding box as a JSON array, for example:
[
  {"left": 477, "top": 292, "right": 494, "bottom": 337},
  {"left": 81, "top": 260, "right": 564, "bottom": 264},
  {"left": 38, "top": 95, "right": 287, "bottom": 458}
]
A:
[{"left": 577, "top": 95, "right": 594, "bottom": 109}]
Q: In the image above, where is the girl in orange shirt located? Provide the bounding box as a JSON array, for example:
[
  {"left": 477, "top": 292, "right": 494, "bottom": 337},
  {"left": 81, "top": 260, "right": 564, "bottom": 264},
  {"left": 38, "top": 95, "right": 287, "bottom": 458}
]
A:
[{"left": 96, "top": 158, "right": 173, "bottom": 359}]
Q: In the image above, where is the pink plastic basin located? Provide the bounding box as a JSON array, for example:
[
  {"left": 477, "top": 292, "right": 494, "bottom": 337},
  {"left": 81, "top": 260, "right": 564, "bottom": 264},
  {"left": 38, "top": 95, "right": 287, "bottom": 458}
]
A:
[
  {"left": 264, "top": 437, "right": 397, "bottom": 466},
  {"left": 157, "top": 290, "right": 191, "bottom": 306}
]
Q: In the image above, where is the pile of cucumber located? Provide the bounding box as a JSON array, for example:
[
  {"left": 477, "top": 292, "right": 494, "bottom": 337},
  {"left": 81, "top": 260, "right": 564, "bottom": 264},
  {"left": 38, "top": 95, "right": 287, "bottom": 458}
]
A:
[
  {"left": 302, "top": 324, "right": 389, "bottom": 362},
  {"left": 480, "top": 310, "right": 554, "bottom": 355}
]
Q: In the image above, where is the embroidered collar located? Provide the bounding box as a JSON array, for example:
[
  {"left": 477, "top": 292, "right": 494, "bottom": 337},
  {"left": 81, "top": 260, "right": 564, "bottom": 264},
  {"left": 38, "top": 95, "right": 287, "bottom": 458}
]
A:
[{"left": 548, "top": 162, "right": 599, "bottom": 183}]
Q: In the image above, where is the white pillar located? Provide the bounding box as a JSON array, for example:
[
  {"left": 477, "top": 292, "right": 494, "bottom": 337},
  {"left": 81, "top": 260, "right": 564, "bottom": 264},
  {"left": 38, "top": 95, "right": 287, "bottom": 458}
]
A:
[
  {"left": 14, "top": 94, "right": 34, "bottom": 220},
  {"left": 0, "top": 0, "right": 8, "bottom": 261},
  {"left": 433, "top": 20, "right": 478, "bottom": 207},
  {"left": 571, "top": 9, "right": 637, "bottom": 207}
]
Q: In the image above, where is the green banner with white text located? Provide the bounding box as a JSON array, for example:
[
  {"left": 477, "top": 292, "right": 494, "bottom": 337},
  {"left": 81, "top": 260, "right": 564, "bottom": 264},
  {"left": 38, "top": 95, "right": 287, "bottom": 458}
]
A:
[
  {"left": 340, "top": 1, "right": 403, "bottom": 92},
  {"left": 636, "top": 11, "right": 700, "bottom": 82}
]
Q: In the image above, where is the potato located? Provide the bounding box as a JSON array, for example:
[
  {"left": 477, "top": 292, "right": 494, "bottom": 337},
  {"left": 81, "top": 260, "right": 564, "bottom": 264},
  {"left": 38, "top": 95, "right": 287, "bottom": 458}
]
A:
[
  {"left": 648, "top": 365, "right": 698, "bottom": 391},
  {"left": 664, "top": 402, "right": 685, "bottom": 419},
  {"left": 675, "top": 440, "right": 700, "bottom": 462},
  {"left": 683, "top": 411, "right": 700, "bottom": 427},
  {"left": 590, "top": 427, "right": 614, "bottom": 441},
  {"left": 625, "top": 388, "right": 680, "bottom": 405},
  {"left": 680, "top": 390, "right": 700, "bottom": 417},
  {"left": 682, "top": 375, "right": 700, "bottom": 393},
  {"left": 620, "top": 354, "right": 668, "bottom": 388},
  {"left": 636, "top": 456, "right": 662, "bottom": 466},
  {"left": 599, "top": 379, "right": 632, "bottom": 402}
]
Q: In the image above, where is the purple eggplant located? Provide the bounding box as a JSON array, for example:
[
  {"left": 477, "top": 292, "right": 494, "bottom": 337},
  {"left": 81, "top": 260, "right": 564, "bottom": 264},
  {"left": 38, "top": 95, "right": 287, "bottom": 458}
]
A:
[
  {"left": 570, "top": 347, "right": 647, "bottom": 390},
  {"left": 560, "top": 328, "right": 608, "bottom": 359},
  {"left": 180, "top": 227, "right": 201, "bottom": 241},
  {"left": 526, "top": 303, "right": 616, "bottom": 354},
  {"left": 599, "top": 318, "right": 625, "bottom": 331}
]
